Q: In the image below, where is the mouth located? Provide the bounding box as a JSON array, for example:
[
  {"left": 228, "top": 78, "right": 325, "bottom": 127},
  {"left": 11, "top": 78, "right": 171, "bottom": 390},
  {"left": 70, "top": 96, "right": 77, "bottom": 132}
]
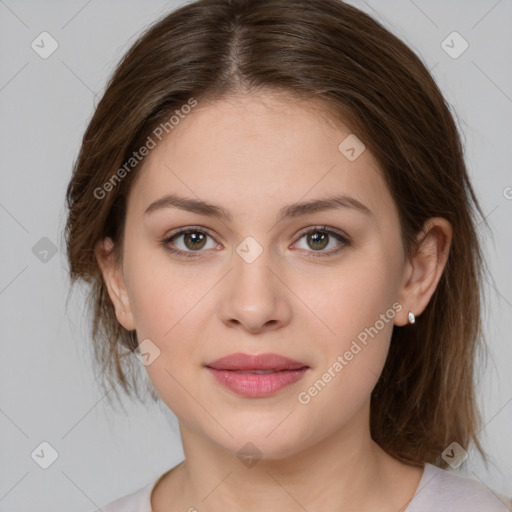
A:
[
  {"left": 204, "top": 352, "right": 310, "bottom": 397},
  {"left": 204, "top": 352, "right": 309, "bottom": 372},
  {"left": 219, "top": 369, "right": 305, "bottom": 374}
]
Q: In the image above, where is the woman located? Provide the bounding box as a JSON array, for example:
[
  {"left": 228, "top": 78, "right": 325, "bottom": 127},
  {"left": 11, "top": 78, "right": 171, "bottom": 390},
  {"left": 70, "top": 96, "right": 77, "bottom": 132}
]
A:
[{"left": 64, "top": 0, "right": 511, "bottom": 510}]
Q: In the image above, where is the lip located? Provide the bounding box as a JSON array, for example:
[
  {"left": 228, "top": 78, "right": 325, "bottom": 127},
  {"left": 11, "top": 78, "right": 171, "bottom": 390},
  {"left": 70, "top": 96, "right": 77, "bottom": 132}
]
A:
[
  {"left": 204, "top": 352, "right": 309, "bottom": 397},
  {"left": 205, "top": 352, "right": 308, "bottom": 371}
]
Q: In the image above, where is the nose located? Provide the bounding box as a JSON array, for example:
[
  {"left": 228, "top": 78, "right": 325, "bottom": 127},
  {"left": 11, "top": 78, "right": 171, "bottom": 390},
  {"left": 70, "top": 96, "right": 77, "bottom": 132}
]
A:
[{"left": 218, "top": 246, "right": 292, "bottom": 333}]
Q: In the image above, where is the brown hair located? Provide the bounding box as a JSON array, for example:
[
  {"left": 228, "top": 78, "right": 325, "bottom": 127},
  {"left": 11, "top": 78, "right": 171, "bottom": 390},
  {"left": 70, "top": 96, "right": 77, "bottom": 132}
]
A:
[{"left": 64, "top": 0, "right": 491, "bottom": 469}]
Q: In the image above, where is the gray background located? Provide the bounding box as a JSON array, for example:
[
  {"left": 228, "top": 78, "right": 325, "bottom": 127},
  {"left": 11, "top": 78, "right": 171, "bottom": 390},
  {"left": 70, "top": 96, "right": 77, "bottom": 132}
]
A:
[{"left": 0, "top": 0, "right": 511, "bottom": 510}]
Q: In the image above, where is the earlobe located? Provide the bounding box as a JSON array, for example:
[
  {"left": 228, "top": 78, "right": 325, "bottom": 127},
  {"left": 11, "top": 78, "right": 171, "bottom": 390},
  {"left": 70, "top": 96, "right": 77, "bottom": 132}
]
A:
[
  {"left": 94, "top": 237, "right": 136, "bottom": 330},
  {"left": 394, "top": 218, "right": 452, "bottom": 327}
]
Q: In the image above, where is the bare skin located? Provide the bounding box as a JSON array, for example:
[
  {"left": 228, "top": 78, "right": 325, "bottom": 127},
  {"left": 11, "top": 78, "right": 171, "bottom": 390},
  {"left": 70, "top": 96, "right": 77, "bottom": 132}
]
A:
[
  {"left": 150, "top": 424, "right": 424, "bottom": 512},
  {"left": 96, "top": 92, "right": 451, "bottom": 512}
]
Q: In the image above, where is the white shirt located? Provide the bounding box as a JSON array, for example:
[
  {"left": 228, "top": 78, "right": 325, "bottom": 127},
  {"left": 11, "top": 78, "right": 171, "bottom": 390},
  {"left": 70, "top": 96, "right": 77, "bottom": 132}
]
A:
[{"left": 92, "top": 462, "right": 512, "bottom": 511}]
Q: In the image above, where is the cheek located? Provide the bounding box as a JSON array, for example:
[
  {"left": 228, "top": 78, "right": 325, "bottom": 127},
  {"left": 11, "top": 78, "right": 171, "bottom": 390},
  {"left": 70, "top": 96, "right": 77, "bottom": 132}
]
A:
[
  {"left": 296, "top": 284, "right": 394, "bottom": 429},
  {"left": 124, "top": 243, "right": 201, "bottom": 338},
  {"left": 296, "top": 251, "right": 397, "bottom": 398},
  {"left": 123, "top": 251, "right": 211, "bottom": 403},
  {"left": 302, "top": 249, "right": 398, "bottom": 344}
]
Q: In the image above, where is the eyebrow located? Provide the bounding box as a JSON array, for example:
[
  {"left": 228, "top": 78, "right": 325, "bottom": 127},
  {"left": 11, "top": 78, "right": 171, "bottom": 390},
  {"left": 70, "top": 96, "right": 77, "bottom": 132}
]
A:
[{"left": 144, "top": 193, "right": 373, "bottom": 222}]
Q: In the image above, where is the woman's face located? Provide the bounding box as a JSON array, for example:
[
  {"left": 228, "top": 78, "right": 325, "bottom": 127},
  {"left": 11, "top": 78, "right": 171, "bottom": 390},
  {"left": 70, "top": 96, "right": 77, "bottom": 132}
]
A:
[{"left": 106, "top": 93, "right": 411, "bottom": 459}]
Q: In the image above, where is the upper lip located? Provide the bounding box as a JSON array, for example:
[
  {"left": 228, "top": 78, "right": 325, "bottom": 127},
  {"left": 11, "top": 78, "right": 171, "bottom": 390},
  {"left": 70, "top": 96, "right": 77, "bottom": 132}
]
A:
[{"left": 205, "top": 352, "right": 308, "bottom": 371}]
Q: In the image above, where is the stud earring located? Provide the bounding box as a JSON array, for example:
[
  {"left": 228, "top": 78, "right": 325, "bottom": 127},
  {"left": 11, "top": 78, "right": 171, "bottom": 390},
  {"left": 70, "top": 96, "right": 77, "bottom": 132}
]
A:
[{"left": 408, "top": 311, "right": 416, "bottom": 324}]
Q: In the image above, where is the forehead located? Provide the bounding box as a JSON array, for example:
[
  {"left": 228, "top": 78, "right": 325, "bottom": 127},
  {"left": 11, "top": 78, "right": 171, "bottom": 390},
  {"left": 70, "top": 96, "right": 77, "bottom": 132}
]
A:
[{"left": 127, "top": 93, "right": 395, "bottom": 223}]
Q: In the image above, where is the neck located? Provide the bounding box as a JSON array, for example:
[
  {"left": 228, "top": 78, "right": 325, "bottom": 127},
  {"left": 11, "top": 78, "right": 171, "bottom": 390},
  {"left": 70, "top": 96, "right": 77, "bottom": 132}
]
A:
[{"left": 160, "top": 401, "right": 419, "bottom": 512}]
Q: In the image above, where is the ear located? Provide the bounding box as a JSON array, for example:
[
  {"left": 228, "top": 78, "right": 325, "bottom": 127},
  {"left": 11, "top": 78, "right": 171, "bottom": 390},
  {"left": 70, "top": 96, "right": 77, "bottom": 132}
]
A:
[
  {"left": 94, "top": 237, "right": 136, "bottom": 331},
  {"left": 394, "top": 217, "right": 452, "bottom": 326}
]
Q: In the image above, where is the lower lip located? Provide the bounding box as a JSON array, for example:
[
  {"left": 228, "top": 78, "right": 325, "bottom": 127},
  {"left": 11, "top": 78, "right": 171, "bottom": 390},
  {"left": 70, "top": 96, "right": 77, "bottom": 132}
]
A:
[{"left": 206, "top": 367, "right": 309, "bottom": 397}]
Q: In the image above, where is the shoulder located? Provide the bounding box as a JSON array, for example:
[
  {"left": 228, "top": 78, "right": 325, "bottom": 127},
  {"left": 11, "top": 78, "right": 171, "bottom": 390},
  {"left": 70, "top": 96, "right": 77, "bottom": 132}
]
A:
[
  {"left": 88, "top": 480, "right": 154, "bottom": 512},
  {"left": 408, "top": 463, "right": 512, "bottom": 512}
]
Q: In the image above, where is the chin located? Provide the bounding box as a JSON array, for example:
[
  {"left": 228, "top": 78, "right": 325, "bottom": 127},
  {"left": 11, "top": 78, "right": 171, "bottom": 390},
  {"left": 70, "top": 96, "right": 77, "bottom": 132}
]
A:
[{"left": 212, "top": 425, "right": 307, "bottom": 463}]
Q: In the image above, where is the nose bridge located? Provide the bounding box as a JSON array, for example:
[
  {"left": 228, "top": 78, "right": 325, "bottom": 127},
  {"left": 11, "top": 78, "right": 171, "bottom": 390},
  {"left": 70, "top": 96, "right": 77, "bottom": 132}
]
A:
[
  {"left": 232, "top": 234, "right": 278, "bottom": 304},
  {"left": 219, "top": 235, "right": 291, "bottom": 331}
]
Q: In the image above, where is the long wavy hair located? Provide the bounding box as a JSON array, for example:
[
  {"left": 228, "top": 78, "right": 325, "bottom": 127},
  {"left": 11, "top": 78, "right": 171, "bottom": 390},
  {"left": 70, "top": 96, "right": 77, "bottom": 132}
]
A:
[{"left": 63, "top": 0, "right": 491, "bottom": 469}]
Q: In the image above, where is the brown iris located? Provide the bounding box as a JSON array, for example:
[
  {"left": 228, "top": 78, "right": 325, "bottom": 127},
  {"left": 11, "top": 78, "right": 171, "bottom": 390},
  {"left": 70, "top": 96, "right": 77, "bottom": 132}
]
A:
[
  {"left": 183, "top": 231, "right": 207, "bottom": 250},
  {"left": 307, "top": 231, "right": 329, "bottom": 250}
]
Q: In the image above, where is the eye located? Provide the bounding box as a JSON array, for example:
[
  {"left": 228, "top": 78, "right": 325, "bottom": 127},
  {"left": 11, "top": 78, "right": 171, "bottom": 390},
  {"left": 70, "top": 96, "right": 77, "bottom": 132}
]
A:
[
  {"left": 292, "top": 226, "right": 350, "bottom": 258},
  {"left": 162, "top": 227, "right": 219, "bottom": 258},
  {"left": 162, "top": 225, "right": 350, "bottom": 259}
]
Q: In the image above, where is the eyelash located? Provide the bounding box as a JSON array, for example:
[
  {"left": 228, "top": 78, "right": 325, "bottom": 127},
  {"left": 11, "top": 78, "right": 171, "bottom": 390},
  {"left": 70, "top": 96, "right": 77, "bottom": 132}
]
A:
[{"left": 162, "top": 225, "right": 351, "bottom": 260}]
